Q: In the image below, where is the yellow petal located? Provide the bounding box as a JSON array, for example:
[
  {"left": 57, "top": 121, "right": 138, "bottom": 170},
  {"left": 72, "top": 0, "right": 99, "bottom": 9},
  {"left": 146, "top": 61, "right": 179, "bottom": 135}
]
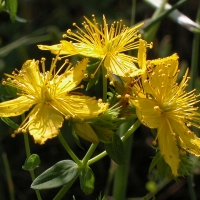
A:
[
  {"left": 52, "top": 95, "right": 108, "bottom": 120},
  {"left": 28, "top": 104, "right": 64, "bottom": 144},
  {"left": 170, "top": 119, "right": 200, "bottom": 156},
  {"left": 56, "top": 58, "right": 88, "bottom": 94},
  {"left": 0, "top": 96, "right": 34, "bottom": 117},
  {"left": 104, "top": 53, "right": 144, "bottom": 77},
  {"left": 60, "top": 40, "right": 79, "bottom": 55},
  {"left": 138, "top": 39, "right": 147, "bottom": 70},
  {"left": 158, "top": 118, "right": 180, "bottom": 176},
  {"left": 38, "top": 40, "right": 78, "bottom": 56},
  {"left": 20, "top": 60, "right": 43, "bottom": 91},
  {"left": 148, "top": 53, "right": 179, "bottom": 71},
  {"left": 136, "top": 99, "right": 161, "bottom": 128}
]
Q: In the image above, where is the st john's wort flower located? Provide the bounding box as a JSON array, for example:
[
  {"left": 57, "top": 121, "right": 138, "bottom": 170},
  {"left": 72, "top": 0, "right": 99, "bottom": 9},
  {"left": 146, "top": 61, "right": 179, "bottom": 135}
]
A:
[
  {"left": 38, "top": 15, "right": 152, "bottom": 77},
  {"left": 0, "top": 56, "right": 108, "bottom": 144},
  {"left": 130, "top": 54, "right": 200, "bottom": 176}
]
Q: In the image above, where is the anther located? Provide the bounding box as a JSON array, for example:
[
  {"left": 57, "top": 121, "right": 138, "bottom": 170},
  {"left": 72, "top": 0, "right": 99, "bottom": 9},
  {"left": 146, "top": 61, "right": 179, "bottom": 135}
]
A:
[
  {"left": 62, "top": 34, "right": 67, "bottom": 38},
  {"left": 109, "top": 81, "right": 114, "bottom": 86},
  {"left": 125, "top": 94, "right": 130, "bottom": 98},
  {"left": 84, "top": 74, "right": 88, "bottom": 78},
  {"left": 154, "top": 106, "right": 160, "bottom": 111},
  {"left": 98, "top": 99, "right": 103, "bottom": 103},
  {"left": 65, "top": 115, "right": 71, "bottom": 120},
  {"left": 152, "top": 140, "right": 157, "bottom": 146}
]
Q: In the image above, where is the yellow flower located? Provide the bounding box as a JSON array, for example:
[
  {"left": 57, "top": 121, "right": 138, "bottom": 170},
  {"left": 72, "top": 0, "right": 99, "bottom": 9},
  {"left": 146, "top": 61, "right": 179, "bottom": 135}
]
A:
[
  {"left": 38, "top": 15, "right": 152, "bottom": 77},
  {"left": 130, "top": 54, "right": 200, "bottom": 176},
  {"left": 0, "top": 56, "right": 108, "bottom": 144}
]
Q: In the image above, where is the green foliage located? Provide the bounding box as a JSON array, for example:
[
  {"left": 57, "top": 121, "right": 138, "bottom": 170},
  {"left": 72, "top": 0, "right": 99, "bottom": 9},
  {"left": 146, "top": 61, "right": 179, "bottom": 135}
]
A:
[
  {"left": 178, "top": 154, "right": 194, "bottom": 177},
  {"left": 149, "top": 150, "right": 194, "bottom": 180},
  {"left": 79, "top": 166, "right": 95, "bottom": 195},
  {"left": 88, "top": 105, "right": 127, "bottom": 130},
  {"left": 31, "top": 160, "right": 79, "bottom": 190},
  {"left": 85, "top": 59, "right": 101, "bottom": 91},
  {"left": 149, "top": 150, "right": 172, "bottom": 179},
  {"left": 104, "top": 133, "right": 126, "bottom": 165},
  {"left": 22, "top": 154, "right": 41, "bottom": 171},
  {"left": 97, "top": 193, "right": 107, "bottom": 200},
  {"left": 1, "top": 117, "right": 19, "bottom": 129},
  {"left": 5, "top": 0, "right": 18, "bottom": 22}
]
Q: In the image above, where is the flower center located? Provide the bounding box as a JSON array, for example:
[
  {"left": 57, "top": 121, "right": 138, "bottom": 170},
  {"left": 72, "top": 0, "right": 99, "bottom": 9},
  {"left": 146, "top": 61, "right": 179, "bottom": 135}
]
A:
[
  {"left": 41, "top": 86, "right": 53, "bottom": 104},
  {"left": 160, "top": 102, "right": 177, "bottom": 112}
]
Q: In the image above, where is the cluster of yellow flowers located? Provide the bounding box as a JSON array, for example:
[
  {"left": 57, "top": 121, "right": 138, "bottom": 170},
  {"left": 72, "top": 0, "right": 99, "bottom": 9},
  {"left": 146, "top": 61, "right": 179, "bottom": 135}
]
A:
[{"left": 1, "top": 15, "right": 200, "bottom": 176}]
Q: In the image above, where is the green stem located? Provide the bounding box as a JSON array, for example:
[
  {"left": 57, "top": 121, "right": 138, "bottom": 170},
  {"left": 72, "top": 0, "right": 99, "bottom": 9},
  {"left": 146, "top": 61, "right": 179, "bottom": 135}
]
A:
[
  {"left": 187, "top": 4, "right": 200, "bottom": 200},
  {"left": 189, "top": 2, "right": 200, "bottom": 90},
  {"left": 82, "top": 143, "right": 99, "bottom": 166},
  {"left": 22, "top": 116, "right": 42, "bottom": 200},
  {"left": 143, "top": 0, "right": 187, "bottom": 31},
  {"left": 2, "top": 152, "right": 15, "bottom": 200},
  {"left": 58, "top": 133, "right": 82, "bottom": 166},
  {"left": 144, "top": 0, "right": 167, "bottom": 42},
  {"left": 130, "top": 0, "right": 136, "bottom": 26},
  {"left": 88, "top": 120, "right": 141, "bottom": 165},
  {"left": 113, "top": 120, "right": 135, "bottom": 200},
  {"left": 102, "top": 66, "right": 107, "bottom": 102},
  {"left": 187, "top": 175, "right": 197, "bottom": 200},
  {"left": 23, "top": 133, "right": 42, "bottom": 200},
  {"left": 53, "top": 174, "right": 79, "bottom": 200}
]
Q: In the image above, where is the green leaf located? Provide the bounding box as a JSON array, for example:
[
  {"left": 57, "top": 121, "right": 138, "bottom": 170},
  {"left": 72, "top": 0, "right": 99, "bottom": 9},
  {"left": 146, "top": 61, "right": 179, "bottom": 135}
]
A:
[
  {"left": 1, "top": 117, "right": 19, "bottom": 129},
  {"left": 79, "top": 166, "right": 95, "bottom": 195},
  {"left": 104, "top": 133, "right": 126, "bottom": 165},
  {"left": 0, "top": 1, "right": 6, "bottom": 12},
  {"left": 149, "top": 151, "right": 162, "bottom": 174},
  {"left": 144, "top": 0, "right": 200, "bottom": 33},
  {"left": 31, "top": 160, "right": 79, "bottom": 190},
  {"left": 22, "top": 154, "right": 41, "bottom": 171},
  {"left": 5, "top": 0, "right": 18, "bottom": 22}
]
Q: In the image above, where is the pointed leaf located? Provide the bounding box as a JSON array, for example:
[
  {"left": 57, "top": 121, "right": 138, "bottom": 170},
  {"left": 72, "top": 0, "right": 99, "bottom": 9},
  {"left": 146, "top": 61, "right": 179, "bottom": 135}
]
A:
[
  {"left": 22, "top": 154, "right": 41, "bottom": 171},
  {"left": 79, "top": 166, "right": 95, "bottom": 195},
  {"left": 104, "top": 133, "right": 126, "bottom": 165},
  {"left": 5, "top": 0, "right": 18, "bottom": 22},
  {"left": 144, "top": 0, "right": 200, "bottom": 33},
  {"left": 148, "top": 151, "right": 162, "bottom": 174},
  {"left": 31, "top": 160, "right": 79, "bottom": 190},
  {"left": 1, "top": 117, "right": 19, "bottom": 129}
]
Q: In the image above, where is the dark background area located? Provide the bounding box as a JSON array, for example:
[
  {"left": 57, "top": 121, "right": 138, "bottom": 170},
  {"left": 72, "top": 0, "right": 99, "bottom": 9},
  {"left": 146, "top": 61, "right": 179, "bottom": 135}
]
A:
[{"left": 0, "top": 0, "right": 200, "bottom": 199}]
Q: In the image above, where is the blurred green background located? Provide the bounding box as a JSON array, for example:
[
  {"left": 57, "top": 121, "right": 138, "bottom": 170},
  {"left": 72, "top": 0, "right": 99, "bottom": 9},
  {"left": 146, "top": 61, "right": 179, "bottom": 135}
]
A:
[{"left": 0, "top": 0, "right": 200, "bottom": 199}]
